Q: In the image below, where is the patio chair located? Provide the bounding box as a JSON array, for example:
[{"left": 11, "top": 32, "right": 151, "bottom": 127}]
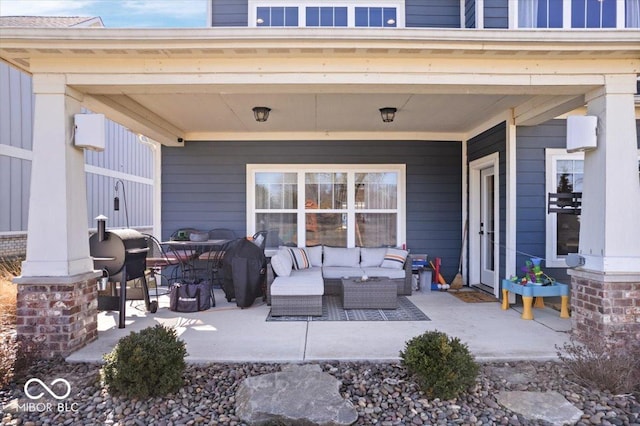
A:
[
  {"left": 197, "top": 228, "right": 237, "bottom": 286},
  {"left": 143, "top": 233, "right": 185, "bottom": 297},
  {"left": 168, "top": 228, "right": 201, "bottom": 279}
]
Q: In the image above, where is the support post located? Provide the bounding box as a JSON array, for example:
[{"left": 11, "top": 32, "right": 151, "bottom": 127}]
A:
[
  {"left": 15, "top": 75, "right": 99, "bottom": 357},
  {"left": 570, "top": 74, "right": 640, "bottom": 344}
]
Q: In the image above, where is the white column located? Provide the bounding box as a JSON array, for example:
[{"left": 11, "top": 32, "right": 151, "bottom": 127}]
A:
[
  {"left": 505, "top": 117, "right": 517, "bottom": 282},
  {"left": 21, "top": 75, "right": 94, "bottom": 277},
  {"left": 579, "top": 74, "right": 640, "bottom": 273}
]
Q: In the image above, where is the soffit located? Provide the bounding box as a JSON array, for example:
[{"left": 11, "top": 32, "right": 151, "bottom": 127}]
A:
[{"left": 1, "top": 28, "right": 638, "bottom": 145}]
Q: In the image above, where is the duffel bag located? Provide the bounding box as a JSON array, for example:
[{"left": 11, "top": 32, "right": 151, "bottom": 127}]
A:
[{"left": 169, "top": 280, "right": 213, "bottom": 312}]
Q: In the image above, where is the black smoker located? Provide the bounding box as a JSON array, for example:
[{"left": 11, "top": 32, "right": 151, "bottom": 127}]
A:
[{"left": 89, "top": 216, "right": 156, "bottom": 328}]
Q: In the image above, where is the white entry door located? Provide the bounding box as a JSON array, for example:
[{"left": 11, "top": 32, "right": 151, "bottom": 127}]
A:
[
  {"left": 469, "top": 153, "right": 499, "bottom": 297},
  {"left": 480, "top": 166, "right": 496, "bottom": 287}
]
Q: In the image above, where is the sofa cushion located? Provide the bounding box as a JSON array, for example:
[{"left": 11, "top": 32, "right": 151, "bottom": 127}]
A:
[
  {"left": 323, "top": 246, "right": 360, "bottom": 267},
  {"left": 285, "top": 247, "right": 311, "bottom": 270},
  {"left": 271, "top": 251, "right": 292, "bottom": 277},
  {"left": 322, "top": 266, "right": 365, "bottom": 279},
  {"left": 271, "top": 268, "right": 324, "bottom": 296},
  {"left": 380, "top": 248, "right": 408, "bottom": 269},
  {"left": 305, "top": 245, "right": 323, "bottom": 267},
  {"left": 362, "top": 267, "right": 407, "bottom": 280},
  {"left": 360, "top": 247, "right": 387, "bottom": 267}
]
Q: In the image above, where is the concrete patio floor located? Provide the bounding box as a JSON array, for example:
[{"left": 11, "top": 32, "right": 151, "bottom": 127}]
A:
[{"left": 66, "top": 288, "right": 572, "bottom": 364}]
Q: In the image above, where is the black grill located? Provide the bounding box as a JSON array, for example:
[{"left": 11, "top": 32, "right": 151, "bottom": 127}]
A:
[
  {"left": 89, "top": 228, "right": 148, "bottom": 283},
  {"left": 89, "top": 219, "right": 155, "bottom": 328}
]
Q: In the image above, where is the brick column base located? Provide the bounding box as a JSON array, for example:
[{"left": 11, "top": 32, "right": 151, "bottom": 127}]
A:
[
  {"left": 569, "top": 269, "right": 640, "bottom": 344},
  {"left": 14, "top": 272, "right": 100, "bottom": 358}
]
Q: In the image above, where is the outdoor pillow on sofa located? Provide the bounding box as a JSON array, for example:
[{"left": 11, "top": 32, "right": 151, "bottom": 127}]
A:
[
  {"left": 323, "top": 246, "right": 360, "bottom": 267},
  {"left": 380, "top": 248, "right": 409, "bottom": 269},
  {"left": 271, "top": 250, "right": 293, "bottom": 277},
  {"left": 360, "top": 247, "right": 387, "bottom": 267},
  {"left": 281, "top": 246, "right": 323, "bottom": 269}
]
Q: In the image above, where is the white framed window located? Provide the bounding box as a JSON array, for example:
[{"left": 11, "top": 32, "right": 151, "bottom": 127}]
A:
[
  {"left": 545, "top": 149, "right": 584, "bottom": 267},
  {"left": 247, "top": 164, "right": 406, "bottom": 248},
  {"left": 545, "top": 148, "right": 640, "bottom": 267},
  {"left": 248, "top": 1, "right": 405, "bottom": 28},
  {"left": 510, "top": 0, "right": 640, "bottom": 28}
]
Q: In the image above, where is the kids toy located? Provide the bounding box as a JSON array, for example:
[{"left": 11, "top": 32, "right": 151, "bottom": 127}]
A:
[{"left": 519, "top": 258, "right": 555, "bottom": 286}]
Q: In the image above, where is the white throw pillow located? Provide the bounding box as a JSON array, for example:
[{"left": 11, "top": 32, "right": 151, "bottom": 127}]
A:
[
  {"left": 380, "top": 248, "right": 408, "bottom": 269},
  {"left": 360, "top": 247, "right": 387, "bottom": 267},
  {"left": 271, "top": 252, "right": 292, "bottom": 277},
  {"left": 323, "top": 246, "right": 360, "bottom": 267},
  {"left": 305, "top": 245, "right": 323, "bottom": 267}
]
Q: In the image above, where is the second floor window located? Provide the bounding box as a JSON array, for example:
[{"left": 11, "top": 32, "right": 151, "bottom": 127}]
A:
[
  {"left": 250, "top": 2, "right": 404, "bottom": 28},
  {"left": 306, "top": 7, "right": 348, "bottom": 27},
  {"left": 519, "top": 0, "right": 563, "bottom": 28},
  {"left": 571, "top": 0, "right": 616, "bottom": 28},
  {"left": 513, "top": 0, "right": 639, "bottom": 28},
  {"left": 257, "top": 7, "right": 299, "bottom": 26},
  {"left": 355, "top": 7, "right": 397, "bottom": 27}
]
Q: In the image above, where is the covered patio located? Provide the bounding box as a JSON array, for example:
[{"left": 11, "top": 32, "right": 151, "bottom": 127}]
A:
[
  {"left": 0, "top": 26, "right": 638, "bottom": 357},
  {"left": 66, "top": 289, "right": 571, "bottom": 364}
]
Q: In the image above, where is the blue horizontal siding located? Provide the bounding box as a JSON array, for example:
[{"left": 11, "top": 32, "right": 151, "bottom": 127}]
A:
[
  {"left": 516, "top": 119, "right": 640, "bottom": 283},
  {"left": 516, "top": 120, "right": 567, "bottom": 279},
  {"left": 406, "top": 0, "right": 461, "bottom": 28},
  {"left": 162, "top": 140, "right": 463, "bottom": 280},
  {"left": 484, "top": 0, "right": 508, "bottom": 28},
  {"left": 211, "top": 0, "right": 248, "bottom": 26}
]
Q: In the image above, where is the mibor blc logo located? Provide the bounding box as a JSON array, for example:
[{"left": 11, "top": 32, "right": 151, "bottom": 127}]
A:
[{"left": 18, "top": 378, "right": 78, "bottom": 413}]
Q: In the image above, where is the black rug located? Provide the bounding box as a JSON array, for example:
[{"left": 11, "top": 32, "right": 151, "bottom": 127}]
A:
[{"left": 266, "top": 295, "right": 430, "bottom": 322}]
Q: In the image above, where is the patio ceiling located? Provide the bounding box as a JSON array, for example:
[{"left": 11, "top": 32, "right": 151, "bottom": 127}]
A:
[{"left": 1, "top": 27, "right": 639, "bottom": 146}]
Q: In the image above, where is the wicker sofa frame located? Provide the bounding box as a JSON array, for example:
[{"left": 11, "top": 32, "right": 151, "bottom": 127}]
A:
[{"left": 267, "top": 254, "right": 413, "bottom": 315}]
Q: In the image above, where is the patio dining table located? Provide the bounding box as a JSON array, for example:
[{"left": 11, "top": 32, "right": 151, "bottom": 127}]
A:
[{"left": 161, "top": 239, "right": 232, "bottom": 281}]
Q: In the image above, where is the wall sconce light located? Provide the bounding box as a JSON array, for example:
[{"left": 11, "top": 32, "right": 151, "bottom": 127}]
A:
[
  {"left": 253, "top": 106, "right": 271, "bottom": 122},
  {"left": 379, "top": 107, "right": 397, "bottom": 123}
]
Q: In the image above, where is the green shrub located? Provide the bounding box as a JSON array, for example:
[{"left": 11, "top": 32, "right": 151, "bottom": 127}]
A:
[
  {"left": 400, "top": 330, "right": 479, "bottom": 400},
  {"left": 102, "top": 325, "right": 187, "bottom": 398}
]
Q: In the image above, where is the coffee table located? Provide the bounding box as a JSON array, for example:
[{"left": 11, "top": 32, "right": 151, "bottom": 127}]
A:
[{"left": 341, "top": 277, "right": 398, "bottom": 309}]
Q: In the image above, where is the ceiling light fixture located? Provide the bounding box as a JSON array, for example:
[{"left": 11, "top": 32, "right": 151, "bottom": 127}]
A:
[
  {"left": 253, "top": 106, "right": 271, "bottom": 122},
  {"left": 379, "top": 107, "right": 397, "bottom": 123}
]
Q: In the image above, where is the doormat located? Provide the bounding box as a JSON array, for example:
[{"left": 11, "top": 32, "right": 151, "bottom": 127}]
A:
[
  {"left": 266, "top": 295, "right": 430, "bottom": 322},
  {"left": 448, "top": 290, "right": 498, "bottom": 303}
]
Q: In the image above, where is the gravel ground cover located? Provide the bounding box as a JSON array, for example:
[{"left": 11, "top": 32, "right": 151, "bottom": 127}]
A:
[{"left": 1, "top": 359, "right": 639, "bottom": 425}]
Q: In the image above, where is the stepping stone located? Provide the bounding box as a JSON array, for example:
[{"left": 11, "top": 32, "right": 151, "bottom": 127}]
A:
[
  {"left": 497, "top": 391, "right": 584, "bottom": 426},
  {"left": 236, "top": 364, "right": 358, "bottom": 426}
]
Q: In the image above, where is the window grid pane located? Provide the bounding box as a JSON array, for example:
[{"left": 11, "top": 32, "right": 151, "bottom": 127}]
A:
[
  {"left": 355, "top": 173, "right": 397, "bottom": 209},
  {"left": 356, "top": 213, "right": 397, "bottom": 247},
  {"left": 256, "top": 213, "right": 297, "bottom": 247},
  {"left": 256, "top": 172, "right": 297, "bottom": 209},
  {"left": 306, "top": 7, "right": 319, "bottom": 26}
]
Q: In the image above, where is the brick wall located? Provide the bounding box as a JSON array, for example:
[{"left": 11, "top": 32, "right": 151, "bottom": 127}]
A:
[
  {"left": 0, "top": 234, "right": 27, "bottom": 257},
  {"left": 571, "top": 271, "right": 640, "bottom": 344},
  {"left": 16, "top": 275, "right": 98, "bottom": 358}
]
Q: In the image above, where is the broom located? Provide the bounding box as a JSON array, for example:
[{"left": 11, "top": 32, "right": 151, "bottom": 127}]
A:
[{"left": 450, "top": 220, "right": 468, "bottom": 291}]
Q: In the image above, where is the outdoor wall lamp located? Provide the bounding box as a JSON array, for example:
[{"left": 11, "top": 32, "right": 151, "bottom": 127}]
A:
[
  {"left": 253, "top": 107, "right": 271, "bottom": 122},
  {"left": 379, "top": 107, "right": 397, "bottom": 123}
]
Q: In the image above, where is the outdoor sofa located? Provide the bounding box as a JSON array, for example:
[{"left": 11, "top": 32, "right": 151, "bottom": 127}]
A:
[{"left": 268, "top": 246, "right": 412, "bottom": 316}]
